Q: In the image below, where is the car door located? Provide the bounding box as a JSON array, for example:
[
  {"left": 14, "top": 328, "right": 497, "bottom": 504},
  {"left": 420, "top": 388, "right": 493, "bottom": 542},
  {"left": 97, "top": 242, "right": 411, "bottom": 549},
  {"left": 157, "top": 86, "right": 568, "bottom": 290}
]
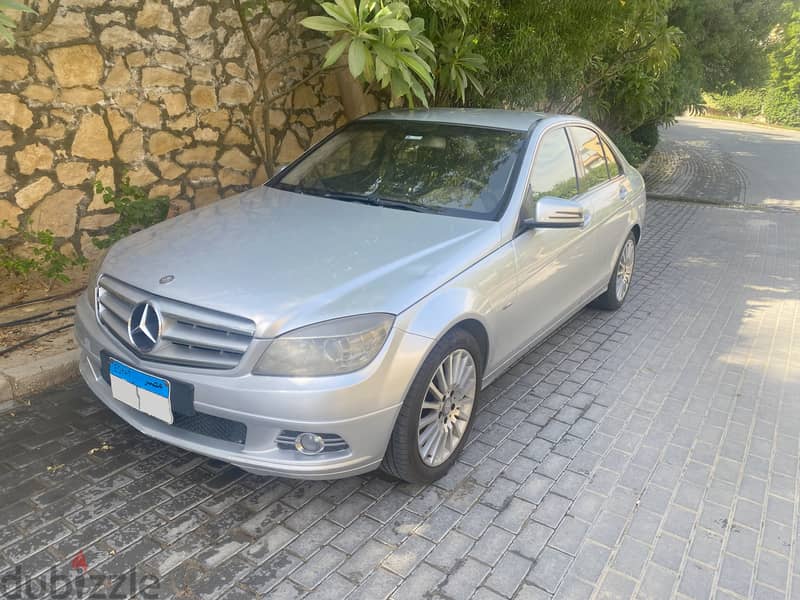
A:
[
  {"left": 506, "top": 127, "right": 596, "bottom": 358},
  {"left": 568, "top": 126, "right": 632, "bottom": 290}
]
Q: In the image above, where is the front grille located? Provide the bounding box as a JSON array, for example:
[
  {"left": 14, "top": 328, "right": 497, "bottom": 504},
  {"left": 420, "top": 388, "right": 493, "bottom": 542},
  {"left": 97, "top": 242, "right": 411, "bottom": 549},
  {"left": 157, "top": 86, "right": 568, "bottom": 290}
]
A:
[
  {"left": 173, "top": 413, "right": 247, "bottom": 445},
  {"left": 96, "top": 275, "right": 256, "bottom": 369},
  {"left": 276, "top": 430, "right": 350, "bottom": 453}
]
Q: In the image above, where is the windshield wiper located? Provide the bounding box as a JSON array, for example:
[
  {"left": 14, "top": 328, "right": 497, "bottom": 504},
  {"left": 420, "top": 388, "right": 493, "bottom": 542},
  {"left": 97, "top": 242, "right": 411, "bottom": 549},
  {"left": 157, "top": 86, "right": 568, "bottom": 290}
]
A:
[
  {"left": 277, "top": 183, "right": 326, "bottom": 196},
  {"left": 377, "top": 198, "right": 438, "bottom": 213},
  {"left": 322, "top": 192, "right": 436, "bottom": 214},
  {"left": 281, "top": 185, "right": 436, "bottom": 214},
  {"left": 320, "top": 191, "right": 381, "bottom": 206}
]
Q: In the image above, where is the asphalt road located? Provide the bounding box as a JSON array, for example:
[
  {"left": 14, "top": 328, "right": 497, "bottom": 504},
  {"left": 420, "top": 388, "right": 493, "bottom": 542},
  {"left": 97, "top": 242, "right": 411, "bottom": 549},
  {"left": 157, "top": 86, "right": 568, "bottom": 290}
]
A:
[{"left": 649, "top": 116, "right": 800, "bottom": 210}]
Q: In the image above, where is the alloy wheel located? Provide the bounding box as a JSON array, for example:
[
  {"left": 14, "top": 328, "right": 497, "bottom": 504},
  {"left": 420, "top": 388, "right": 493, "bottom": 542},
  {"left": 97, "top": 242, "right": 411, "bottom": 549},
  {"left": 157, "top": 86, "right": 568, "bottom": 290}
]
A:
[
  {"left": 615, "top": 238, "right": 635, "bottom": 302},
  {"left": 417, "top": 348, "right": 477, "bottom": 467}
]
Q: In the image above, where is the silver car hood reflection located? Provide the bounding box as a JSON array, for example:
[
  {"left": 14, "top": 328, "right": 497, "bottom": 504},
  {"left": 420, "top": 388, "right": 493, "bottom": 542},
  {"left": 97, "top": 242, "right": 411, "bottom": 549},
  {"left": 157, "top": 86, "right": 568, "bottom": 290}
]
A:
[{"left": 102, "top": 186, "right": 502, "bottom": 338}]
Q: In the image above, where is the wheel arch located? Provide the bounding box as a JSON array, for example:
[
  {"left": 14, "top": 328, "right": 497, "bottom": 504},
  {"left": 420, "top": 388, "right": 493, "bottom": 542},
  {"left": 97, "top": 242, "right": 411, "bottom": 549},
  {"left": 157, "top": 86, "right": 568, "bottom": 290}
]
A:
[
  {"left": 631, "top": 223, "right": 641, "bottom": 243},
  {"left": 448, "top": 318, "right": 490, "bottom": 375}
]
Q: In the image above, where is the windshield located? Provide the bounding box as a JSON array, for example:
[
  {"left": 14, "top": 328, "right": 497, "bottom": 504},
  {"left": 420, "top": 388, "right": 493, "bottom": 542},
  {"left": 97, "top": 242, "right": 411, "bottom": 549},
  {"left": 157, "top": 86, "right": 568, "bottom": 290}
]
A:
[{"left": 270, "top": 120, "right": 527, "bottom": 220}]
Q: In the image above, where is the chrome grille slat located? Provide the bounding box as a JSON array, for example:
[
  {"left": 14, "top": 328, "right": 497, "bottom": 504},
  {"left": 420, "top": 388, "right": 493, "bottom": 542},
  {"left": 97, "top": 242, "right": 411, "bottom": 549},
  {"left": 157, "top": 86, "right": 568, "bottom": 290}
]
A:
[
  {"left": 98, "top": 290, "right": 133, "bottom": 322},
  {"left": 100, "top": 307, "right": 130, "bottom": 342},
  {"left": 161, "top": 322, "right": 251, "bottom": 354},
  {"left": 159, "top": 304, "right": 255, "bottom": 337},
  {"left": 96, "top": 275, "right": 255, "bottom": 370},
  {"left": 145, "top": 344, "right": 241, "bottom": 369},
  {"left": 99, "top": 276, "right": 149, "bottom": 305}
]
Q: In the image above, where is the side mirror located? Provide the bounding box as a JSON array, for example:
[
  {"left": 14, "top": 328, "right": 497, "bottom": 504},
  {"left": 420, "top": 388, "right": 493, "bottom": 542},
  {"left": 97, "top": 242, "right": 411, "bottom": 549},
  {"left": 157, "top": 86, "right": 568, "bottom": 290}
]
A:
[{"left": 522, "top": 196, "right": 585, "bottom": 230}]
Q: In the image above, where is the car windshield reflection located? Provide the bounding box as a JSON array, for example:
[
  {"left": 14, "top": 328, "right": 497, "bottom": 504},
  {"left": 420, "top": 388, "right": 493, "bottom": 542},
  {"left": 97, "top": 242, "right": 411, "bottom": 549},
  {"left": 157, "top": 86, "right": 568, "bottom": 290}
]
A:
[{"left": 270, "top": 121, "right": 527, "bottom": 220}]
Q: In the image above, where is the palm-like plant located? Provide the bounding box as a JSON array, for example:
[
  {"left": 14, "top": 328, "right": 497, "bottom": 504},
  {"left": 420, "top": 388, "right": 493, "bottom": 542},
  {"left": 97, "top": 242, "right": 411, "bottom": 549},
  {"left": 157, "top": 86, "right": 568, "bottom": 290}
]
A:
[{"left": 302, "top": 0, "right": 436, "bottom": 106}]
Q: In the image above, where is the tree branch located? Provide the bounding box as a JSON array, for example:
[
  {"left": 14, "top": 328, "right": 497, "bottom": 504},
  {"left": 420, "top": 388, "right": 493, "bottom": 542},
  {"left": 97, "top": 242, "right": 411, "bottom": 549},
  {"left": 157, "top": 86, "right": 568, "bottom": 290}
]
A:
[
  {"left": 264, "top": 0, "right": 299, "bottom": 44},
  {"left": 267, "top": 64, "right": 344, "bottom": 104},
  {"left": 234, "top": 0, "right": 272, "bottom": 173},
  {"left": 15, "top": 0, "right": 61, "bottom": 39},
  {"left": 556, "top": 38, "right": 660, "bottom": 113},
  {"left": 266, "top": 41, "right": 328, "bottom": 75}
]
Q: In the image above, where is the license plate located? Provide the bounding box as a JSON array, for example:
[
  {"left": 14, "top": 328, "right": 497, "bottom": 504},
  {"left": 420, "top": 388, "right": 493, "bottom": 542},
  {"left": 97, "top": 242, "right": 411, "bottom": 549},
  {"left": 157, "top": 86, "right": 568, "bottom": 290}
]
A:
[{"left": 109, "top": 360, "right": 173, "bottom": 424}]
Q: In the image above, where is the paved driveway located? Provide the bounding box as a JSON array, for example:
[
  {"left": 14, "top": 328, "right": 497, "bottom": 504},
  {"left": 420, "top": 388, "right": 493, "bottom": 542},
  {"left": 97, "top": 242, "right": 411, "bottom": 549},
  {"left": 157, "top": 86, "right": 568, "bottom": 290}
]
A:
[
  {"left": 1, "top": 199, "right": 799, "bottom": 600},
  {"left": 645, "top": 117, "right": 800, "bottom": 211}
]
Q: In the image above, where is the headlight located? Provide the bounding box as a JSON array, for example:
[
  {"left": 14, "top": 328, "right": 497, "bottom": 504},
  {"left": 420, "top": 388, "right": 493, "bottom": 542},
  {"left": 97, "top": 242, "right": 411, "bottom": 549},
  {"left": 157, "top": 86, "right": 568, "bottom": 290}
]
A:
[{"left": 253, "top": 313, "right": 394, "bottom": 377}]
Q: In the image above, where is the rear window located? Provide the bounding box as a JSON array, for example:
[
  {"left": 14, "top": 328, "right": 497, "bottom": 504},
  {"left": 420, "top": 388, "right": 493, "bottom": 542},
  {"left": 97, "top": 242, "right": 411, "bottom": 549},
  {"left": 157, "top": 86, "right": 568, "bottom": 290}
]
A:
[{"left": 272, "top": 121, "right": 527, "bottom": 220}]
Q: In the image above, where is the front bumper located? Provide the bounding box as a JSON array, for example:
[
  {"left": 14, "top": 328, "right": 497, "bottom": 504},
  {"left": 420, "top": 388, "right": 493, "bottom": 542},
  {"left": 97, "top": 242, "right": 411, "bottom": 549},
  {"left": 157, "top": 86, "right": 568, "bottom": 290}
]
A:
[{"left": 74, "top": 293, "right": 432, "bottom": 479}]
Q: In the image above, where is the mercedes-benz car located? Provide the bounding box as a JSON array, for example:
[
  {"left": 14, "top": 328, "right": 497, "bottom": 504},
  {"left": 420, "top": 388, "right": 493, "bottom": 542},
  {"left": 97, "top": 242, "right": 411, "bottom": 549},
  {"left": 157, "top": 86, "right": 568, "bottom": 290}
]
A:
[{"left": 75, "top": 109, "right": 645, "bottom": 483}]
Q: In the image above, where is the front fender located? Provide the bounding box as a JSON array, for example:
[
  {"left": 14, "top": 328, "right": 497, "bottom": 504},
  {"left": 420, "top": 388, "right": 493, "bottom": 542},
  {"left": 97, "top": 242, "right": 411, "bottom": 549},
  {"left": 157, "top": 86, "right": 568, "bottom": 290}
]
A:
[
  {"left": 396, "top": 286, "right": 491, "bottom": 342},
  {"left": 395, "top": 242, "right": 517, "bottom": 373}
]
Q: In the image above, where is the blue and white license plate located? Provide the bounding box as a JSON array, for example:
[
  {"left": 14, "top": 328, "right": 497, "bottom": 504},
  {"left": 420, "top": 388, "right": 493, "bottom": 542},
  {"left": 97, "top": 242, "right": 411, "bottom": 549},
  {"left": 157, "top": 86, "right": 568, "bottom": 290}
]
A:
[{"left": 109, "top": 360, "right": 173, "bottom": 424}]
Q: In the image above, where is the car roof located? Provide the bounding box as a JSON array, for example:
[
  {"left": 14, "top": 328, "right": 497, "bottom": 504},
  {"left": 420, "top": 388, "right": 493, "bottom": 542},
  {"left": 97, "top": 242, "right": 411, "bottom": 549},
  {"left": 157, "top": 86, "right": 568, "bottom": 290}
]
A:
[{"left": 361, "top": 108, "right": 548, "bottom": 132}]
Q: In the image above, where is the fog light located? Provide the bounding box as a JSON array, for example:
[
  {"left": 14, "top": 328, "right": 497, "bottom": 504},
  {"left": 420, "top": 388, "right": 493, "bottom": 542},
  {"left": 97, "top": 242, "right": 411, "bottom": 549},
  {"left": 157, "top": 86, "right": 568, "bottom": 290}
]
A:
[{"left": 295, "top": 432, "right": 325, "bottom": 455}]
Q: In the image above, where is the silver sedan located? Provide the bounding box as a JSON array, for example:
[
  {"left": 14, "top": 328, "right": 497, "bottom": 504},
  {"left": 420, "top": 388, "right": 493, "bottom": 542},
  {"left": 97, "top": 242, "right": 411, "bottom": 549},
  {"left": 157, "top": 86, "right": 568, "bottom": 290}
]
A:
[{"left": 75, "top": 109, "right": 645, "bottom": 483}]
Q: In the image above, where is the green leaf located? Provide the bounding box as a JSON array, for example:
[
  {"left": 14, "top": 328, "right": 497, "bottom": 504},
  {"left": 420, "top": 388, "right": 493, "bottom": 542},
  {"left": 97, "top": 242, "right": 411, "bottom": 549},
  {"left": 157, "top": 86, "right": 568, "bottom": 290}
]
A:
[
  {"left": 323, "top": 38, "right": 350, "bottom": 68},
  {"left": 399, "top": 52, "right": 435, "bottom": 92},
  {"left": 334, "top": 0, "right": 358, "bottom": 24},
  {"left": 465, "top": 70, "right": 485, "bottom": 96},
  {"left": 320, "top": 1, "right": 352, "bottom": 24},
  {"left": 387, "top": 2, "right": 411, "bottom": 21},
  {"left": 371, "top": 5, "right": 393, "bottom": 21},
  {"left": 390, "top": 68, "right": 409, "bottom": 96},
  {"left": 373, "top": 42, "right": 398, "bottom": 67},
  {"left": 348, "top": 38, "right": 367, "bottom": 77},
  {"left": 408, "top": 77, "right": 429, "bottom": 107},
  {"left": 393, "top": 32, "right": 415, "bottom": 51},
  {"left": 0, "top": 0, "right": 36, "bottom": 13},
  {"left": 300, "top": 15, "right": 346, "bottom": 32},
  {"left": 358, "top": 0, "right": 375, "bottom": 24},
  {"left": 375, "top": 56, "right": 388, "bottom": 81},
  {"left": 374, "top": 18, "right": 409, "bottom": 31}
]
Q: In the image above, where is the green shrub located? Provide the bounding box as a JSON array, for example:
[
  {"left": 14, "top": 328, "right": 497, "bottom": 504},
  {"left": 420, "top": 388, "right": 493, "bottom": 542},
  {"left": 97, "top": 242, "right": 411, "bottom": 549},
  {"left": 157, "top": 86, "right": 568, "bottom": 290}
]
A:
[
  {"left": 609, "top": 132, "right": 648, "bottom": 167},
  {"left": 630, "top": 122, "right": 659, "bottom": 153},
  {"left": 764, "top": 88, "right": 800, "bottom": 128},
  {"left": 92, "top": 177, "right": 170, "bottom": 249},
  {"left": 706, "top": 89, "right": 765, "bottom": 118},
  {"left": 0, "top": 220, "right": 87, "bottom": 284}
]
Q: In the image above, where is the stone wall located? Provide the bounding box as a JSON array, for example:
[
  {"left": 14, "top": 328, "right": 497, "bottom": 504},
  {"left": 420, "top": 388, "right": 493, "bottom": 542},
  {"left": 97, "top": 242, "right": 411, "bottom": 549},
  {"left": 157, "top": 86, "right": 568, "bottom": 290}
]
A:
[{"left": 0, "top": 0, "right": 347, "bottom": 259}]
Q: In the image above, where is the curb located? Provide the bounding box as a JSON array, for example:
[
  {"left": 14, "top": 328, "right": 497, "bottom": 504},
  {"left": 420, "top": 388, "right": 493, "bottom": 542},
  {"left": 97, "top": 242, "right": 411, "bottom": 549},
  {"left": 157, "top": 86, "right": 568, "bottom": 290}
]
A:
[
  {"left": 645, "top": 194, "right": 792, "bottom": 213},
  {"left": 0, "top": 348, "right": 80, "bottom": 413}
]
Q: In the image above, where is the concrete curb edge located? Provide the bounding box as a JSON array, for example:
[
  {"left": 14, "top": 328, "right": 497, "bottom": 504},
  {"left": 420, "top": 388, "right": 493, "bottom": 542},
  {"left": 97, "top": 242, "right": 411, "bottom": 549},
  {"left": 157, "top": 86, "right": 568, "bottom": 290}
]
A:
[{"left": 0, "top": 348, "right": 80, "bottom": 413}]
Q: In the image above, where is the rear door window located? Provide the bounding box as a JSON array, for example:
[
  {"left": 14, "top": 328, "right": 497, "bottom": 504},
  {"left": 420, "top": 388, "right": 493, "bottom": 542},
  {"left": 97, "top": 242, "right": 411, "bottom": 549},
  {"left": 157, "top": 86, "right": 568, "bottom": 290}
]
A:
[
  {"left": 569, "top": 127, "right": 611, "bottom": 192},
  {"left": 600, "top": 138, "right": 622, "bottom": 178}
]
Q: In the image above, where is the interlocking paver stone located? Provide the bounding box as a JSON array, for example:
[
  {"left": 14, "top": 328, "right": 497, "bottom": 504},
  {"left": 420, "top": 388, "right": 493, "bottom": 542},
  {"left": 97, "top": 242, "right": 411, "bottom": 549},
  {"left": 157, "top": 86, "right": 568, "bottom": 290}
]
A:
[
  {"left": 528, "top": 547, "right": 572, "bottom": 593},
  {"left": 485, "top": 551, "right": 531, "bottom": 597},
  {"left": 3, "top": 199, "right": 800, "bottom": 599}
]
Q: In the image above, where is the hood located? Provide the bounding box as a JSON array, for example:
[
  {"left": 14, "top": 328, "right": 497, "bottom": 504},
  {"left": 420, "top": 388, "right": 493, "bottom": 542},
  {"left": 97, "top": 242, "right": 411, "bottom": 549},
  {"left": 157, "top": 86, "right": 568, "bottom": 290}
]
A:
[{"left": 102, "top": 186, "right": 501, "bottom": 338}]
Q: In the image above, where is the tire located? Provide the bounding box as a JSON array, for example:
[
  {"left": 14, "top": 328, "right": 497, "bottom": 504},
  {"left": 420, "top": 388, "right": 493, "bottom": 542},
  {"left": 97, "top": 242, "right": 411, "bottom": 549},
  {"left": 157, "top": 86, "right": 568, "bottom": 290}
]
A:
[
  {"left": 593, "top": 231, "right": 637, "bottom": 310},
  {"left": 381, "top": 328, "right": 483, "bottom": 483}
]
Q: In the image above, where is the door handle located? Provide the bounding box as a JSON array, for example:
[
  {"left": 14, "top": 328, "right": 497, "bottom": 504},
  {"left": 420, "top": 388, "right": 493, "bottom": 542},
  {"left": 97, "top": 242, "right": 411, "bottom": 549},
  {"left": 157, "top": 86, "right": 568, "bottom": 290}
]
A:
[{"left": 619, "top": 185, "right": 629, "bottom": 200}]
